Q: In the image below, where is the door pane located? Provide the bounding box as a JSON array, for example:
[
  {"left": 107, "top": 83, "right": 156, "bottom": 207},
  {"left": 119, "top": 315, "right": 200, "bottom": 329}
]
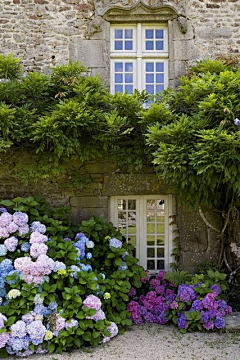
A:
[
  {"left": 147, "top": 236, "right": 155, "bottom": 246},
  {"left": 147, "top": 260, "right": 155, "bottom": 270},
  {"left": 147, "top": 248, "right": 155, "bottom": 257},
  {"left": 157, "top": 260, "right": 164, "bottom": 270}
]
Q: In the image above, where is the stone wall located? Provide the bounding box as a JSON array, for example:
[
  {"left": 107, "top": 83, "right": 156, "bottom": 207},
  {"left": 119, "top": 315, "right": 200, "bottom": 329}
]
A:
[
  {"left": 0, "top": 0, "right": 239, "bottom": 82},
  {"left": 1, "top": 0, "right": 237, "bottom": 271}
]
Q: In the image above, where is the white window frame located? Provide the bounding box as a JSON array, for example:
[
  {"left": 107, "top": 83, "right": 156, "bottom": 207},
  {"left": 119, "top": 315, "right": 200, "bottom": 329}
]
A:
[
  {"left": 110, "top": 23, "right": 168, "bottom": 95},
  {"left": 109, "top": 195, "right": 173, "bottom": 272}
]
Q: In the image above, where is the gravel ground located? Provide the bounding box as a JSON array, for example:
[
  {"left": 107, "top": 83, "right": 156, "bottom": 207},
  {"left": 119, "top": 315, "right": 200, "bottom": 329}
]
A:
[{"left": 9, "top": 324, "right": 240, "bottom": 360}]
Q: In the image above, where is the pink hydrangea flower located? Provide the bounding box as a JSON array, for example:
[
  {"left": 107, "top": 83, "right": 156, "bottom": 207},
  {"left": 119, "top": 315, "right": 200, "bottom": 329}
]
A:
[
  {"left": 0, "top": 333, "right": 10, "bottom": 348},
  {"left": 0, "top": 212, "right": 13, "bottom": 227},
  {"left": 83, "top": 295, "right": 101, "bottom": 311},
  {"left": 30, "top": 243, "right": 48, "bottom": 258},
  {"left": 30, "top": 232, "right": 48, "bottom": 244},
  {"left": 4, "top": 236, "right": 18, "bottom": 252},
  {"left": 6, "top": 221, "right": 19, "bottom": 234}
]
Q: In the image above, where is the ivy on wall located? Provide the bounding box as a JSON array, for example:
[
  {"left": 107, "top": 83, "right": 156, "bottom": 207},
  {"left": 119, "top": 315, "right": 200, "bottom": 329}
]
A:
[{"left": 0, "top": 55, "right": 153, "bottom": 186}]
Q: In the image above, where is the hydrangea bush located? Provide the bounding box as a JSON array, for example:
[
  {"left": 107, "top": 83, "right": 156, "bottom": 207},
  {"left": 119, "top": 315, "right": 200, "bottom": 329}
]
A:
[
  {"left": 0, "top": 199, "right": 146, "bottom": 357},
  {"left": 127, "top": 270, "right": 232, "bottom": 333}
]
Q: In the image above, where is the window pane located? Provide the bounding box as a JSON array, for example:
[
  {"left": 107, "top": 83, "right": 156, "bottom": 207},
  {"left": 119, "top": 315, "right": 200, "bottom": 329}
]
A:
[
  {"left": 146, "top": 85, "right": 154, "bottom": 94},
  {"left": 157, "top": 248, "right": 164, "bottom": 257},
  {"left": 146, "top": 30, "right": 153, "bottom": 39},
  {"left": 125, "top": 63, "right": 133, "bottom": 72},
  {"left": 115, "top": 29, "right": 123, "bottom": 39},
  {"left": 115, "top": 63, "right": 123, "bottom": 72},
  {"left": 146, "top": 74, "right": 154, "bottom": 83},
  {"left": 156, "top": 29, "right": 164, "bottom": 39},
  {"left": 156, "top": 41, "right": 164, "bottom": 51},
  {"left": 125, "top": 41, "right": 133, "bottom": 50},
  {"left": 147, "top": 236, "right": 155, "bottom": 246},
  {"left": 128, "top": 199, "right": 136, "bottom": 210},
  {"left": 157, "top": 236, "right": 164, "bottom": 245},
  {"left": 147, "top": 248, "right": 155, "bottom": 257},
  {"left": 146, "top": 41, "right": 154, "bottom": 50},
  {"left": 125, "top": 85, "right": 133, "bottom": 94},
  {"left": 146, "top": 63, "right": 154, "bottom": 72},
  {"left": 156, "top": 74, "right": 164, "bottom": 83},
  {"left": 115, "top": 85, "right": 123, "bottom": 93},
  {"left": 125, "top": 74, "right": 133, "bottom": 83},
  {"left": 115, "top": 41, "right": 123, "bottom": 50},
  {"left": 157, "top": 260, "right": 164, "bottom": 270},
  {"left": 147, "top": 260, "right": 155, "bottom": 270},
  {"left": 156, "top": 85, "right": 164, "bottom": 93},
  {"left": 156, "top": 63, "right": 164, "bottom": 72},
  {"left": 115, "top": 74, "right": 123, "bottom": 83},
  {"left": 147, "top": 223, "right": 155, "bottom": 234},
  {"left": 125, "top": 29, "right": 133, "bottom": 39}
]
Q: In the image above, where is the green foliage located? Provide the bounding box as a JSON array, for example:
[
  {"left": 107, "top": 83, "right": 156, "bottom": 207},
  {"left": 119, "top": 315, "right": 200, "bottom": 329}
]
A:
[
  {"left": 0, "top": 54, "right": 22, "bottom": 80},
  {"left": 189, "top": 269, "right": 228, "bottom": 295},
  {"left": 0, "top": 55, "right": 150, "bottom": 184},
  {"left": 164, "top": 270, "right": 191, "bottom": 286},
  {"left": 146, "top": 59, "right": 240, "bottom": 210}
]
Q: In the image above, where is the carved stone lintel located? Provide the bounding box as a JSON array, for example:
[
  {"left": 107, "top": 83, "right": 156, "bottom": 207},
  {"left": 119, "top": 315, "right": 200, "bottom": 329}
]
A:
[{"left": 102, "top": 0, "right": 179, "bottom": 23}]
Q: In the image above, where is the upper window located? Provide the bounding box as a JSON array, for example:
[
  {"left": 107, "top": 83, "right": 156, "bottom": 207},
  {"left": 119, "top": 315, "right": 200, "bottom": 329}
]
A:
[{"left": 110, "top": 24, "right": 168, "bottom": 96}]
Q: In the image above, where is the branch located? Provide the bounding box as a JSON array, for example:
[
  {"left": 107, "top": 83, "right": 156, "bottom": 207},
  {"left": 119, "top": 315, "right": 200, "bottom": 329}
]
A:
[{"left": 199, "top": 208, "right": 220, "bottom": 233}]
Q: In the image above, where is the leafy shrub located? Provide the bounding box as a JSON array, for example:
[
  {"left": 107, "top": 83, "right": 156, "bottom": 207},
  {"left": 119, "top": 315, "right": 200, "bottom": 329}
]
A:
[
  {"left": 0, "top": 198, "right": 145, "bottom": 357},
  {"left": 0, "top": 54, "right": 22, "bottom": 80}
]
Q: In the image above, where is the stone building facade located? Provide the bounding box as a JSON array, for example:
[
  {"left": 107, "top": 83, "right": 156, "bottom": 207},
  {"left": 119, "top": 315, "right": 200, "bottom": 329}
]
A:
[{"left": 0, "top": 0, "right": 239, "bottom": 272}]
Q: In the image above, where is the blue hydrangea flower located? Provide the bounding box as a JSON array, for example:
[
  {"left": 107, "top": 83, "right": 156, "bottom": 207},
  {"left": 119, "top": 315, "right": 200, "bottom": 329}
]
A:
[
  {"left": 0, "top": 245, "right": 7, "bottom": 256},
  {"left": 109, "top": 238, "right": 122, "bottom": 249},
  {"left": 118, "top": 261, "right": 128, "bottom": 271},
  {"left": 20, "top": 242, "right": 30, "bottom": 252},
  {"left": 86, "top": 252, "right": 92, "bottom": 259}
]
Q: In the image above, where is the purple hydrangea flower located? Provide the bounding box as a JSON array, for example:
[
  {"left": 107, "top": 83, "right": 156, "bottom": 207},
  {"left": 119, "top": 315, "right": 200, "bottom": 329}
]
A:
[
  {"left": 177, "top": 313, "right": 188, "bottom": 329},
  {"left": 177, "top": 284, "right": 197, "bottom": 302},
  {"left": 210, "top": 284, "right": 221, "bottom": 296},
  {"left": 215, "top": 316, "right": 225, "bottom": 329},
  {"left": 203, "top": 320, "right": 214, "bottom": 330},
  {"left": 26, "top": 320, "right": 46, "bottom": 345},
  {"left": 30, "top": 221, "right": 46, "bottom": 234},
  {"left": 10, "top": 321, "right": 27, "bottom": 338},
  {"left": 65, "top": 319, "right": 78, "bottom": 329}
]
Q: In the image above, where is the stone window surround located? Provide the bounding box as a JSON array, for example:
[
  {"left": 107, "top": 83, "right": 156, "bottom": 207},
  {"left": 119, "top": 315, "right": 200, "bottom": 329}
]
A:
[{"left": 100, "top": 0, "right": 188, "bottom": 89}]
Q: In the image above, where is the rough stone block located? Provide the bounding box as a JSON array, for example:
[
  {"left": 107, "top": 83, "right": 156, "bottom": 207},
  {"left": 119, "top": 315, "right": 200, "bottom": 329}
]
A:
[
  {"left": 173, "top": 39, "right": 200, "bottom": 61},
  {"left": 102, "top": 173, "right": 168, "bottom": 196},
  {"left": 69, "top": 38, "right": 107, "bottom": 68},
  {"left": 196, "top": 26, "right": 232, "bottom": 40},
  {"left": 70, "top": 196, "right": 108, "bottom": 208},
  {"left": 70, "top": 206, "right": 108, "bottom": 223}
]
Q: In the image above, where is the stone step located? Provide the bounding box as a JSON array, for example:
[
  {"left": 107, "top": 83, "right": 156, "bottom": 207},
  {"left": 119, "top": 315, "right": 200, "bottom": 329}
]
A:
[{"left": 225, "top": 312, "right": 240, "bottom": 332}]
